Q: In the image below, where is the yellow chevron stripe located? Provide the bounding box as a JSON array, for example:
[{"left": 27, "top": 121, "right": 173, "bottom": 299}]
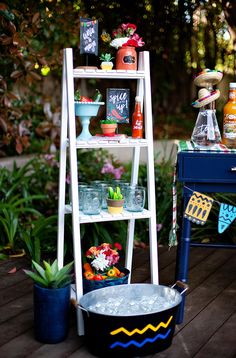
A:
[{"left": 110, "top": 315, "right": 173, "bottom": 336}]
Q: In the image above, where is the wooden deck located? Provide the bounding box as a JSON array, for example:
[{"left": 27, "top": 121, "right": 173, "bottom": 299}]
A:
[{"left": 0, "top": 245, "right": 236, "bottom": 357}]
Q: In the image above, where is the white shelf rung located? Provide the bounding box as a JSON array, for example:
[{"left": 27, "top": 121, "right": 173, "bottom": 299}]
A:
[
  {"left": 64, "top": 206, "right": 152, "bottom": 223},
  {"left": 66, "top": 137, "right": 148, "bottom": 149},
  {"left": 73, "top": 68, "right": 145, "bottom": 79}
]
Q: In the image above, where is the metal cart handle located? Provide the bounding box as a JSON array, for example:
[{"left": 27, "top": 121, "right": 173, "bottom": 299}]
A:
[{"left": 171, "top": 280, "right": 188, "bottom": 295}]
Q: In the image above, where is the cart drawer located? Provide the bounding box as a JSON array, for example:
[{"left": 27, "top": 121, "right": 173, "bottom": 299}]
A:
[{"left": 177, "top": 151, "right": 236, "bottom": 183}]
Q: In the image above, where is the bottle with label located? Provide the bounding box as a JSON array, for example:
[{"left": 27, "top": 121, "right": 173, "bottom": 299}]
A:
[
  {"left": 222, "top": 82, "right": 236, "bottom": 148},
  {"left": 132, "top": 96, "right": 143, "bottom": 138}
]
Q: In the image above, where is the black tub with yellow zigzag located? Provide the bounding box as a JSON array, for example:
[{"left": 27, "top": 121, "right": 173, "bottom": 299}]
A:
[{"left": 79, "top": 283, "right": 182, "bottom": 357}]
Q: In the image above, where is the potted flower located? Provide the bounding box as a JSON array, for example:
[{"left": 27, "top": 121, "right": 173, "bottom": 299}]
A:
[
  {"left": 101, "top": 23, "right": 145, "bottom": 70},
  {"left": 99, "top": 53, "right": 114, "bottom": 70},
  {"left": 100, "top": 117, "right": 117, "bottom": 136},
  {"left": 83, "top": 242, "right": 129, "bottom": 293},
  {"left": 24, "top": 259, "right": 74, "bottom": 343},
  {"left": 106, "top": 186, "right": 124, "bottom": 214}
]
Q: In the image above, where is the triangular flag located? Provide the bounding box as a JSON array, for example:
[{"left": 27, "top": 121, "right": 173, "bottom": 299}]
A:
[
  {"left": 184, "top": 191, "right": 213, "bottom": 225},
  {"left": 218, "top": 203, "right": 236, "bottom": 233}
]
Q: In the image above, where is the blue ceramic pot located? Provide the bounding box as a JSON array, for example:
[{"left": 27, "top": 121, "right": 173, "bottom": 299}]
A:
[{"left": 34, "top": 284, "right": 71, "bottom": 343}]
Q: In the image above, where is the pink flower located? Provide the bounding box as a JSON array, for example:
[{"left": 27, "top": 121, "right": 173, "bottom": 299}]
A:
[
  {"left": 101, "top": 160, "right": 114, "bottom": 174},
  {"left": 44, "top": 154, "right": 60, "bottom": 168},
  {"left": 131, "top": 33, "right": 145, "bottom": 47},
  {"left": 102, "top": 23, "right": 144, "bottom": 49},
  {"left": 101, "top": 160, "right": 124, "bottom": 179},
  {"left": 121, "top": 23, "right": 137, "bottom": 35},
  {"left": 113, "top": 167, "right": 124, "bottom": 179}
]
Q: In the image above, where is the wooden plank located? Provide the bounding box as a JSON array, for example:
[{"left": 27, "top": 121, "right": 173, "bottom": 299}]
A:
[
  {"left": 188, "top": 248, "right": 235, "bottom": 288},
  {"left": 0, "top": 309, "right": 79, "bottom": 356},
  {"left": 0, "top": 257, "right": 27, "bottom": 275},
  {"left": 161, "top": 247, "right": 235, "bottom": 291},
  {"left": 0, "top": 259, "right": 29, "bottom": 289},
  {"left": 0, "top": 309, "right": 33, "bottom": 346},
  {"left": 0, "top": 291, "right": 33, "bottom": 324},
  {"left": 194, "top": 311, "right": 236, "bottom": 358},
  {"left": 68, "top": 344, "right": 98, "bottom": 357},
  {"left": 158, "top": 247, "right": 217, "bottom": 287},
  {"left": 131, "top": 246, "right": 178, "bottom": 283},
  {"left": 0, "top": 278, "right": 33, "bottom": 306},
  {"left": 154, "top": 278, "right": 236, "bottom": 357},
  {"left": 0, "top": 328, "right": 42, "bottom": 357},
  {"left": 22, "top": 325, "right": 83, "bottom": 358},
  {"left": 182, "top": 252, "right": 236, "bottom": 325}
]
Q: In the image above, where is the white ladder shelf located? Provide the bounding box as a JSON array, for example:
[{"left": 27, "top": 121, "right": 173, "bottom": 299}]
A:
[{"left": 57, "top": 48, "right": 159, "bottom": 335}]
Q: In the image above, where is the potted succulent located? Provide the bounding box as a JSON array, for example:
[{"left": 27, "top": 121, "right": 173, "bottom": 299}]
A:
[
  {"left": 100, "top": 117, "right": 117, "bottom": 136},
  {"left": 99, "top": 53, "right": 114, "bottom": 70},
  {"left": 83, "top": 242, "right": 129, "bottom": 293},
  {"left": 24, "top": 259, "right": 74, "bottom": 343},
  {"left": 106, "top": 186, "right": 124, "bottom": 214}
]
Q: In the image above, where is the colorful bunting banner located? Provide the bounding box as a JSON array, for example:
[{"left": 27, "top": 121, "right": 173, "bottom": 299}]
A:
[
  {"left": 184, "top": 191, "right": 214, "bottom": 225},
  {"left": 184, "top": 188, "right": 236, "bottom": 233},
  {"left": 218, "top": 203, "right": 236, "bottom": 233}
]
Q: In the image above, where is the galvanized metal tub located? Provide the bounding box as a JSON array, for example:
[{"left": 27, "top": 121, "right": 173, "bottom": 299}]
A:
[{"left": 79, "top": 283, "right": 185, "bottom": 357}]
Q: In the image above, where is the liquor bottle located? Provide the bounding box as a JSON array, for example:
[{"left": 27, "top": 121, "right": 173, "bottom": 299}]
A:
[
  {"left": 222, "top": 82, "right": 236, "bottom": 148},
  {"left": 132, "top": 96, "right": 143, "bottom": 138}
]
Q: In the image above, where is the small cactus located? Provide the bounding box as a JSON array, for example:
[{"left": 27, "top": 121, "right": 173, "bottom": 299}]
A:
[{"left": 108, "top": 186, "right": 123, "bottom": 200}]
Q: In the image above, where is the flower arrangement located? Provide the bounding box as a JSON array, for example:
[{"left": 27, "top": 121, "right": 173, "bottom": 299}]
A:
[
  {"left": 101, "top": 23, "right": 145, "bottom": 50},
  {"left": 83, "top": 242, "right": 124, "bottom": 281}
]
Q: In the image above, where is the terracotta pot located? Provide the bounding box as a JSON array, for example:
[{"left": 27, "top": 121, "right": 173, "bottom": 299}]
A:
[
  {"left": 116, "top": 46, "right": 137, "bottom": 70},
  {"left": 107, "top": 198, "right": 124, "bottom": 214},
  {"left": 101, "top": 123, "right": 117, "bottom": 136}
]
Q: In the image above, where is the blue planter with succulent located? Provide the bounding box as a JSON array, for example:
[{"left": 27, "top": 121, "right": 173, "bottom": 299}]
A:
[{"left": 24, "top": 259, "right": 74, "bottom": 343}]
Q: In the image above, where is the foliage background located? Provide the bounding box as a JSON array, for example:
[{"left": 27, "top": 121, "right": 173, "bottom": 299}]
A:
[{"left": 0, "top": 0, "right": 236, "bottom": 156}]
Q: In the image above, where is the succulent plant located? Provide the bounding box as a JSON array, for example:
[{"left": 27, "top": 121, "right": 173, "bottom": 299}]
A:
[
  {"left": 99, "top": 53, "right": 114, "bottom": 62},
  {"left": 100, "top": 118, "right": 117, "bottom": 124},
  {"left": 107, "top": 186, "right": 123, "bottom": 200},
  {"left": 24, "top": 259, "right": 74, "bottom": 288}
]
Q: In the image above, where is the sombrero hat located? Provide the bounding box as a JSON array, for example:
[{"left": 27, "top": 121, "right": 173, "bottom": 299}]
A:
[
  {"left": 192, "top": 88, "right": 220, "bottom": 108},
  {"left": 194, "top": 69, "right": 223, "bottom": 87}
]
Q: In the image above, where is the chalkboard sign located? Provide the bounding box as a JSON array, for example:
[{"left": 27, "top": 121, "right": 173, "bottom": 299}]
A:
[
  {"left": 106, "top": 88, "right": 130, "bottom": 123},
  {"left": 80, "top": 18, "right": 98, "bottom": 56}
]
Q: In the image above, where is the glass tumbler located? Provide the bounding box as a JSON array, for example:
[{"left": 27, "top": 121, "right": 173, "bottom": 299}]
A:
[
  {"left": 69, "top": 182, "right": 87, "bottom": 207},
  {"left": 126, "top": 186, "right": 146, "bottom": 212},
  {"left": 118, "top": 182, "right": 130, "bottom": 208},
  {"left": 93, "top": 182, "right": 110, "bottom": 209},
  {"left": 82, "top": 187, "right": 102, "bottom": 215},
  {"left": 78, "top": 183, "right": 90, "bottom": 210}
]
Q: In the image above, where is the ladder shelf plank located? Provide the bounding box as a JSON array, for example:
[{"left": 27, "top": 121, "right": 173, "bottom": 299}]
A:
[
  {"left": 64, "top": 206, "right": 151, "bottom": 223},
  {"left": 73, "top": 68, "right": 145, "bottom": 79},
  {"left": 66, "top": 137, "right": 148, "bottom": 149}
]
